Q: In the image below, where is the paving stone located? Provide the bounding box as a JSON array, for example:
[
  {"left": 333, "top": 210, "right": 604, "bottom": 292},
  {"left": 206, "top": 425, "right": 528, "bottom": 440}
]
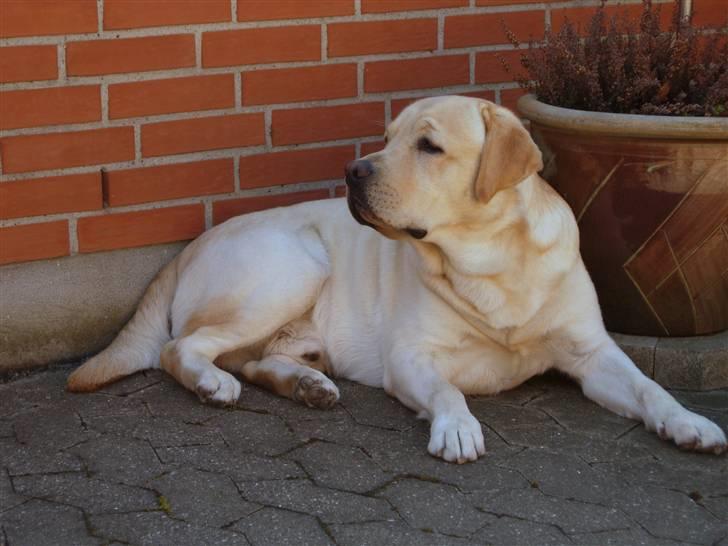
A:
[
  {"left": 377, "top": 479, "right": 495, "bottom": 537},
  {"left": 231, "top": 507, "right": 333, "bottom": 546},
  {"left": 473, "top": 516, "right": 570, "bottom": 545},
  {"left": 13, "top": 408, "right": 97, "bottom": 450},
  {"left": 156, "top": 444, "right": 304, "bottom": 483},
  {"left": 212, "top": 410, "right": 301, "bottom": 456},
  {"left": 0, "top": 469, "right": 26, "bottom": 513},
  {"left": 12, "top": 472, "right": 157, "bottom": 514},
  {"left": 528, "top": 388, "right": 637, "bottom": 440},
  {"left": 568, "top": 527, "right": 690, "bottom": 545},
  {"left": 1, "top": 367, "right": 726, "bottom": 546},
  {"left": 0, "top": 499, "right": 100, "bottom": 546},
  {"left": 0, "top": 438, "right": 81, "bottom": 476},
  {"left": 502, "top": 448, "right": 624, "bottom": 504},
  {"left": 90, "top": 511, "right": 249, "bottom": 546},
  {"left": 131, "top": 417, "right": 225, "bottom": 448},
  {"left": 593, "top": 458, "right": 728, "bottom": 498},
  {"left": 284, "top": 440, "right": 392, "bottom": 493},
  {"left": 237, "top": 479, "right": 396, "bottom": 524},
  {"left": 702, "top": 495, "right": 728, "bottom": 522},
  {"left": 474, "top": 487, "right": 632, "bottom": 534},
  {"left": 150, "top": 468, "right": 259, "bottom": 528},
  {"left": 610, "top": 483, "right": 727, "bottom": 544},
  {"left": 330, "top": 520, "right": 478, "bottom": 546},
  {"left": 338, "top": 381, "right": 417, "bottom": 431},
  {"left": 74, "top": 392, "right": 151, "bottom": 420},
  {"left": 69, "top": 435, "right": 164, "bottom": 486}
]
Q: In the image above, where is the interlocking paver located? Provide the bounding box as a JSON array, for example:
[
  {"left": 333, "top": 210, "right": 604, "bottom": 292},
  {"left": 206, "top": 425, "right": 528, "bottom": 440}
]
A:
[
  {"left": 231, "top": 506, "right": 334, "bottom": 546},
  {"left": 377, "top": 479, "right": 495, "bottom": 537},
  {"left": 150, "top": 468, "right": 260, "bottom": 527},
  {"left": 12, "top": 472, "right": 158, "bottom": 514},
  {"left": 89, "top": 511, "right": 250, "bottom": 546},
  {"left": 284, "top": 440, "right": 392, "bottom": 493},
  {"left": 0, "top": 368, "right": 725, "bottom": 546},
  {"left": 0, "top": 500, "right": 101, "bottom": 546},
  {"left": 236, "top": 478, "right": 396, "bottom": 524}
]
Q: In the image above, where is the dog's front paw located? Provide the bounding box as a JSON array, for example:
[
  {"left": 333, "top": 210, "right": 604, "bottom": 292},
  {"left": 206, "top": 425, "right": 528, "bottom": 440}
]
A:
[
  {"left": 656, "top": 411, "right": 727, "bottom": 455},
  {"left": 293, "top": 373, "right": 339, "bottom": 410},
  {"left": 195, "top": 369, "right": 241, "bottom": 407},
  {"left": 428, "top": 413, "right": 486, "bottom": 464}
]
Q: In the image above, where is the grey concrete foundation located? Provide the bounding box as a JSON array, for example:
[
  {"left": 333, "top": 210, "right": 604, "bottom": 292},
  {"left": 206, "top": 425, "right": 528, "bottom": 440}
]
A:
[{"left": 0, "top": 243, "right": 185, "bottom": 373}]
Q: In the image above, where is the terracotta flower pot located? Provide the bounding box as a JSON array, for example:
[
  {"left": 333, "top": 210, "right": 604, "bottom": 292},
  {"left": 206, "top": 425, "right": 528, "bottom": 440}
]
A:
[{"left": 518, "top": 94, "right": 728, "bottom": 337}]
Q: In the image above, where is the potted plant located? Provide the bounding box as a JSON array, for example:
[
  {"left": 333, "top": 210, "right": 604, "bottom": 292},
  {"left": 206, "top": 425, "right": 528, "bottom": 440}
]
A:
[{"left": 503, "top": 0, "right": 728, "bottom": 337}]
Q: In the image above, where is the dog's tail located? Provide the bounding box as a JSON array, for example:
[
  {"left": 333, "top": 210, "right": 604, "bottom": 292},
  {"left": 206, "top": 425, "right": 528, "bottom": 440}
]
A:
[{"left": 67, "top": 258, "right": 178, "bottom": 392}]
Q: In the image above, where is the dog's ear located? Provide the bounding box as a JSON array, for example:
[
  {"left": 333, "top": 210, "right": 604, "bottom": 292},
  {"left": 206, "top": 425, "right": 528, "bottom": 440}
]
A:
[{"left": 474, "top": 102, "right": 543, "bottom": 203}]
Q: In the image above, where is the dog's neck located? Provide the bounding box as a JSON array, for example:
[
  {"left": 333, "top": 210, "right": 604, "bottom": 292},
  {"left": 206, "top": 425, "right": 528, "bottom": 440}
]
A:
[{"left": 409, "top": 176, "right": 578, "bottom": 334}]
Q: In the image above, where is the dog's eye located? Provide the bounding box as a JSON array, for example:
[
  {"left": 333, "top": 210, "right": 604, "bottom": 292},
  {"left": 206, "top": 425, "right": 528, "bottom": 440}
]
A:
[{"left": 417, "top": 137, "right": 444, "bottom": 155}]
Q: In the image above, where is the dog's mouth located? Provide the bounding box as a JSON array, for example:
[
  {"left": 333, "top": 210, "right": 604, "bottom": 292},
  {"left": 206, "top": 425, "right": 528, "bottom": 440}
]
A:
[{"left": 346, "top": 192, "right": 382, "bottom": 230}]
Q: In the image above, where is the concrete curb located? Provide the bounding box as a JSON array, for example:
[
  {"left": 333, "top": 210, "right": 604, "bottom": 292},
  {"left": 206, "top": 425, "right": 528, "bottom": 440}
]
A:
[{"left": 613, "top": 331, "right": 728, "bottom": 391}]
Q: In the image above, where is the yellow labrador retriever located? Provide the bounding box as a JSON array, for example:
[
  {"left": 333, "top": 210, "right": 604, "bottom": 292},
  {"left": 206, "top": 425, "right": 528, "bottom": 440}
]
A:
[{"left": 68, "top": 96, "right": 727, "bottom": 461}]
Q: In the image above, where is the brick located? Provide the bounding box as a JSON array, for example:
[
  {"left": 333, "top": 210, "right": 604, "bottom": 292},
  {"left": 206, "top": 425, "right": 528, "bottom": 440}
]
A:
[
  {"left": 0, "top": 0, "right": 97, "bottom": 38},
  {"left": 361, "top": 141, "right": 385, "bottom": 156},
  {"left": 239, "top": 145, "right": 355, "bottom": 189},
  {"left": 693, "top": 0, "right": 728, "bottom": 28},
  {"left": 108, "top": 74, "right": 234, "bottom": 119},
  {"left": 362, "top": 0, "right": 467, "bottom": 13},
  {"left": 500, "top": 88, "right": 527, "bottom": 113},
  {"left": 66, "top": 35, "right": 195, "bottom": 76},
  {"left": 243, "top": 64, "right": 357, "bottom": 105},
  {"left": 272, "top": 102, "right": 384, "bottom": 145},
  {"left": 0, "top": 86, "right": 100, "bottom": 130},
  {"left": 475, "top": 50, "right": 524, "bottom": 84},
  {"left": 0, "top": 173, "right": 102, "bottom": 220},
  {"left": 445, "top": 11, "right": 544, "bottom": 49},
  {"left": 77, "top": 205, "right": 205, "bottom": 253},
  {"left": 213, "top": 190, "right": 329, "bottom": 225},
  {"left": 477, "top": 0, "right": 557, "bottom": 4},
  {"left": 142, "top": 113, "right": 265, "bottom": 157},
  {"left": 391, "top": 89, "right": 495, "bottom": 119},
  {"left": 237, "top": 0, "right": 354, "bottom": 21},
  {"left": 105, "top": 159, "right": 234, "bottom": 207},
  {"left": 328, "top": 19, "right": 437, "bottom": 57},
  {"left": 203, "top": 26, "right": 320, "bottom": 68},
  {"left": 365, "top": 55, "right": 469, "bottom": 93},
  {"left": 104, "top": 0, "right": 230, "bottom": 29},
  {"left": 0, "top": 46, "right": 57, "bottom": 83},
  {"left": 0, "top": 221, "right": 69, "bottom": 265},
  {"left": 0, "top": 127, "right": 134, "bottom": 174}
]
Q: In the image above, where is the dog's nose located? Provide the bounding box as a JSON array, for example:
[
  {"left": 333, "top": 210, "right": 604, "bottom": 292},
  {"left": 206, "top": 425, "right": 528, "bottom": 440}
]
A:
[{"left": 345, "top": 159, "right": 374, "bottom": 184}]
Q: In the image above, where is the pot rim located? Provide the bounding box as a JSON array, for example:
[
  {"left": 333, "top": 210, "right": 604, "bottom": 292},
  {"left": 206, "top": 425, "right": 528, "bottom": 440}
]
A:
[{"left": 517, "top": 94, "right": 728, "bottom": 140}]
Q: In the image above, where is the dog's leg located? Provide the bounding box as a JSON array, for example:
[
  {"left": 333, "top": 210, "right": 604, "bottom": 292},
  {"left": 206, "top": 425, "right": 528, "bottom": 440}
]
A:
[
  {"left": 231, "top": 355, "right": 339, "bottom": 409},
  {"left": 564, "top": 339, "right": 727, "bottom": 454},
  {"left": 161, "top": 325, "right": 246, "bottom": 406},
  {"left": 385, "top": 349, "right": 486, "bottom": 463}
]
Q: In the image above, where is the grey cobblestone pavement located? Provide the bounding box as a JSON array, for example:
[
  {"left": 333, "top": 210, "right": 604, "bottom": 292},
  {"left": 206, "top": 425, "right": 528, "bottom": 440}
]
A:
[{"left": 1, "top": 367, "right": 726, "bottom": 546}]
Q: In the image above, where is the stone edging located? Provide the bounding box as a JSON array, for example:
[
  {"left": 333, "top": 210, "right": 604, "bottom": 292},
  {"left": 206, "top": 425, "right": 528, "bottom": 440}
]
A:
[{"left": 613, "top": 330, "right": 728, "bottom": 391}]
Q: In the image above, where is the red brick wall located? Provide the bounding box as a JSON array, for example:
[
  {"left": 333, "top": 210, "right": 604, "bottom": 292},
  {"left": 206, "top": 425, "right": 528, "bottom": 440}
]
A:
[{"left": 1, "top": 0, "right": 718, "bottom": 265}]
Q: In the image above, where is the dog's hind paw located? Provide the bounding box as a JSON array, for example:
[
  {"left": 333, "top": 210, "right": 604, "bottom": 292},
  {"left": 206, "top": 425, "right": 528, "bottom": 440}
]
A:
[
  {"left": 293, "top": 374, "right": 339, "bottom": 410},
  {"left": 195, "top": 369, "right": 241, "bottom": 407}
]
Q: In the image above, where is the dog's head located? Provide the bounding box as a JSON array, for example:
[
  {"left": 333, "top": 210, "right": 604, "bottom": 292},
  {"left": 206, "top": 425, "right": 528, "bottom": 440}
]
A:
[{"left": 345, "top": 96, "right": 543, "bottom": 240}]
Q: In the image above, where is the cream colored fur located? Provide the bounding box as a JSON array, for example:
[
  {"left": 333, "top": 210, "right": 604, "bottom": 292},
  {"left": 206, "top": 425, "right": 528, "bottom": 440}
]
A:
[{"left": 68, "top": 97, "right": 727, "bottom": 461}]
